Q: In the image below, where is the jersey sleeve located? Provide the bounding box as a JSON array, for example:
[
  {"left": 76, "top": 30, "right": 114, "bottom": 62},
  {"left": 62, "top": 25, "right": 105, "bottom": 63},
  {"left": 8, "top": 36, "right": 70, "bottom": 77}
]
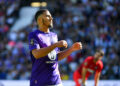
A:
[
  {"left": 54, "top": 34, "right": 60, "bottom": 54},
  {"left": 28, "top": 32, "right": 40, "bottom": 51},
  {"left": 83, "top": 56, "right": 91, "bottom": 68},
  {"left": 96, "top": 61, "right": 103, "bottom": 72}
]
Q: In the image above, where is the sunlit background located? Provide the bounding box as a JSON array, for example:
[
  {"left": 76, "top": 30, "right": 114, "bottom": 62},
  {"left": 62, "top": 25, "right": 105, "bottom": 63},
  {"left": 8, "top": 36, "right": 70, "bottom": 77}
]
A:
[{"left": 0, "top": 0, "right": 120, "bottom": 86}]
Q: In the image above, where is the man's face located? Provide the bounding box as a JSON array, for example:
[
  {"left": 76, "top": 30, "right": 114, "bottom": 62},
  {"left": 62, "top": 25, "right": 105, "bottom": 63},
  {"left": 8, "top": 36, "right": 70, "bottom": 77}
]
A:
[
  {"left": 39, "top": 10, "right": 53, "bottom": 28},
  {"left": 94, "top": 52, "right": 103, "bottom": 61}
]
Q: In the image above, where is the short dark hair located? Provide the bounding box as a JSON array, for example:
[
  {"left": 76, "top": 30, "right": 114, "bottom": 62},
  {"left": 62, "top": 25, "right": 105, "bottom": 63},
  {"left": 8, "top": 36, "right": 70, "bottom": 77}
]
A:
[
  {"left": 35, "top": 9, "right": 48, "bottom": 22},
  {"left": 96, "top": 50, "right": 104, "bottom": 56}
]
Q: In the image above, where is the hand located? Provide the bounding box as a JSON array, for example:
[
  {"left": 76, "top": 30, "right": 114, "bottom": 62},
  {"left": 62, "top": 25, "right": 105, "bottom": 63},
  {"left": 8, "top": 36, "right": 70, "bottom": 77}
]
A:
[
  {"left": 81, "top": 84, "right": 86, "bottom": 86},
  {"left": 71, "top": 42, "right": 82, "bottom": 51},
  {"left": 55, "top": 40, "right": 68, "bottom": 48},
  {"left": 81, "top": 80, "right": 86, "bottom": 86}
]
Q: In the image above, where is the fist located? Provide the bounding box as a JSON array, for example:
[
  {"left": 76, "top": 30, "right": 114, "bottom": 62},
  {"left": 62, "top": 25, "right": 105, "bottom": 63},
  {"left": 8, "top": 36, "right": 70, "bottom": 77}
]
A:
[
  {"left": 71, "top": 42, "right": 82, "bottom": 51},
  {"left": 55, "top": 40, "right": 68, "bottom": 48}
]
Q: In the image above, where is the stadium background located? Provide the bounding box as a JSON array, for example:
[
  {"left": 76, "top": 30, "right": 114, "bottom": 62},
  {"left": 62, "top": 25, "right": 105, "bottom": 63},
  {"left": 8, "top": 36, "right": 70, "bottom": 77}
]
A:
[{"left": 0, "top": 0, "right": 120, "bottom": 86}]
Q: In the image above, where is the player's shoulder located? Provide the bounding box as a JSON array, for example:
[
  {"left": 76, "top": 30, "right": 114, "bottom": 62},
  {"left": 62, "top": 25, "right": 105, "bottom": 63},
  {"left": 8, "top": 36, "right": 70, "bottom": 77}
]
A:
[
  {"left": 86, "top": 56, "right": 93, "bottom": 60},
  {"left": 50, "top": 32, "right": 57, "bottom": 36},
  {"left": 28, "top": 32, "right": 34, "bottom": 39},
  {"left": 29, "top": 30, "right": 36, "bottom": 36},
  {"left": 84, "top": 56, "right": 93, "bottom": 62},
  {"left": 97, "top": 60, "right": 103, "bottom": 67},
  {"left": 28, "top": 30, "right": 39, "bottom": 37}
]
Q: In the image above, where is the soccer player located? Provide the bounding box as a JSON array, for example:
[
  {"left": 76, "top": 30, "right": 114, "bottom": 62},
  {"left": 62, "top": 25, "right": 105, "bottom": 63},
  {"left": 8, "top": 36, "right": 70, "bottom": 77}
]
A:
[
  {"left": 73, "top": 50, "right": 104, "bottom": 86},
  {"left": 28, "top": 9, "right": 82, "bottom": 86}
]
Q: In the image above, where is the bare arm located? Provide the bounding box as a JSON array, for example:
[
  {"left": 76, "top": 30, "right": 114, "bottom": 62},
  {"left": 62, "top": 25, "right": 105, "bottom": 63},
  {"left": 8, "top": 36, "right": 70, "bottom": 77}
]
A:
[
  {"left": 58, "top": 42, "right": 82, "bottom": 61},
  {"left": 82, "top": 67, "right": 87, "bottom": 85},
  {"left": 94, "top": 72, "right": 101, "bottom": 86},
  {"left": 58, "top": 47, "right": 73, "bottom": 61},
  {"left": 32, "top": 40, "right": 67, "bottom": 59},
  {"left": 32, "top": 44, "right": 57, "bottom": 59}
]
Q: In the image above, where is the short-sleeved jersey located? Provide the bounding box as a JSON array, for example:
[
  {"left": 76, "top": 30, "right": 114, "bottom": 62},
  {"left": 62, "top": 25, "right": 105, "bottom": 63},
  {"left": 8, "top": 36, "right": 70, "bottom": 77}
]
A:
[
  {"left": 28, "top": 30, "right": 61, "bottom": 86},
  {"left": 77, "top": 56, "right": 103, "bottom": 78}
]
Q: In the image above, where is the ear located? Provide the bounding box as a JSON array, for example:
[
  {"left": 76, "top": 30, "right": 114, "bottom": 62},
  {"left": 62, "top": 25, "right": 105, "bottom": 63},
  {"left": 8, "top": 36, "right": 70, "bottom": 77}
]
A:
[{"left": 37, "top": 16, "right": 43, "bottom": 27}]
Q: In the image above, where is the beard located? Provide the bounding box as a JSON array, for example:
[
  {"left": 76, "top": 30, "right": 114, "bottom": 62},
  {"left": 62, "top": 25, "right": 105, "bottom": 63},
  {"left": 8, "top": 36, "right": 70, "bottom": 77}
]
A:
[
  {"left": 48, "top": 23, "right": 53, "bottom": 28},
  {"left": 43, "top": 19, "right": 53, "bottom": 28}
]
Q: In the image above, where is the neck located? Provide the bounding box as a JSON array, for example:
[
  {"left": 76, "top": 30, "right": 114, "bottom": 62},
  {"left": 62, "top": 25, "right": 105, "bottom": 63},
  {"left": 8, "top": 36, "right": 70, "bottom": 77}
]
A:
[
  {"left": 93, "top": 59, "right": 97, "bottom": 63},
  {"left": 38, "top": 26, "right": 49, "bottom": 33}
]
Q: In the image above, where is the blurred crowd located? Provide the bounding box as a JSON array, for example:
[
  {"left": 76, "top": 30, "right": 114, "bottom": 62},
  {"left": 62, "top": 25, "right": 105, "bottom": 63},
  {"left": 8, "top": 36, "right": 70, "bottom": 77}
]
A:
[{"left": 0, "top": 0, "right": 120, "bottom": 80}]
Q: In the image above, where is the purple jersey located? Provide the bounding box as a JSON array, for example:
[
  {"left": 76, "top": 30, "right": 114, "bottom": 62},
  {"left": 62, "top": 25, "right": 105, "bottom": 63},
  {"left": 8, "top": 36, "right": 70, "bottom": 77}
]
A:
[{"left": 28, "top": 30, "right": 62, "bottom": 86}]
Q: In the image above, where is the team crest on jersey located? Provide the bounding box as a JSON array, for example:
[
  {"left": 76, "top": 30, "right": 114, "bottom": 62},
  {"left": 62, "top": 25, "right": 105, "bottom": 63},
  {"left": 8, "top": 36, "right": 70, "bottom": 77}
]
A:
[{"left": 48, "top": 50, "right": 57, "bottom": 60}]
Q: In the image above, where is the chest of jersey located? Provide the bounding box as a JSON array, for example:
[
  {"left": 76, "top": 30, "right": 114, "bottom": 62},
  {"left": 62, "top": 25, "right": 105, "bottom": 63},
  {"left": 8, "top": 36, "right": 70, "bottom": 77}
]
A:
[
  {"left": 87, "top": 62, "right": 98, "bottom": 74},
  {"left": 38, "top": 33, "right": 57, "bottom": 47},
  {"left": 37, "top": 33, "right": 58, "bottom": 62}
]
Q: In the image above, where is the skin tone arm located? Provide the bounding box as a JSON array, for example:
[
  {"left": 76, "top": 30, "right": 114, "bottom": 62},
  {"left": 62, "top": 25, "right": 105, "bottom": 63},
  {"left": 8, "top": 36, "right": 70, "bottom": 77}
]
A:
[
  {"left": 32, "top": 40, "right": 67, "bottom": 59},
  {"left": 94, "top": 72, "right": 101, "bottom": 86},
  {"left": 82, "top": 67, "right": 87, "bottom": 86},
  {"left": 58, "top": 42, "right": 82, "bottom": 61}
]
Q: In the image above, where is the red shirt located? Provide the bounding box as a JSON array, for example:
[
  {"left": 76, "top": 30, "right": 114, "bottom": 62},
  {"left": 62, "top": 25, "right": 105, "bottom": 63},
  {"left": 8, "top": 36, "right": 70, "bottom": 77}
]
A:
[{"left": 77, "top": 56, "right": 103, "bottom": 78}]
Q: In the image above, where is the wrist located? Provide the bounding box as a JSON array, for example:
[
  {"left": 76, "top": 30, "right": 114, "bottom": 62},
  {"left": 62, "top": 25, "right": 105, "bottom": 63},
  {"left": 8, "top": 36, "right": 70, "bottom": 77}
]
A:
[
  {"left": 81, "top": 84, "right": 86, "bottom": 86},
  {"left": 82, "top": 83, "right": 85, "bottom": 85},
  {"left": 69, "top": 47, "right": 74, "bottom": 52},
  {"left": 82, "top": 81, "right": 86, "bottom": 86},
  {"left": 53, "top": 43, "right": 57, "bottom": 48}
]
